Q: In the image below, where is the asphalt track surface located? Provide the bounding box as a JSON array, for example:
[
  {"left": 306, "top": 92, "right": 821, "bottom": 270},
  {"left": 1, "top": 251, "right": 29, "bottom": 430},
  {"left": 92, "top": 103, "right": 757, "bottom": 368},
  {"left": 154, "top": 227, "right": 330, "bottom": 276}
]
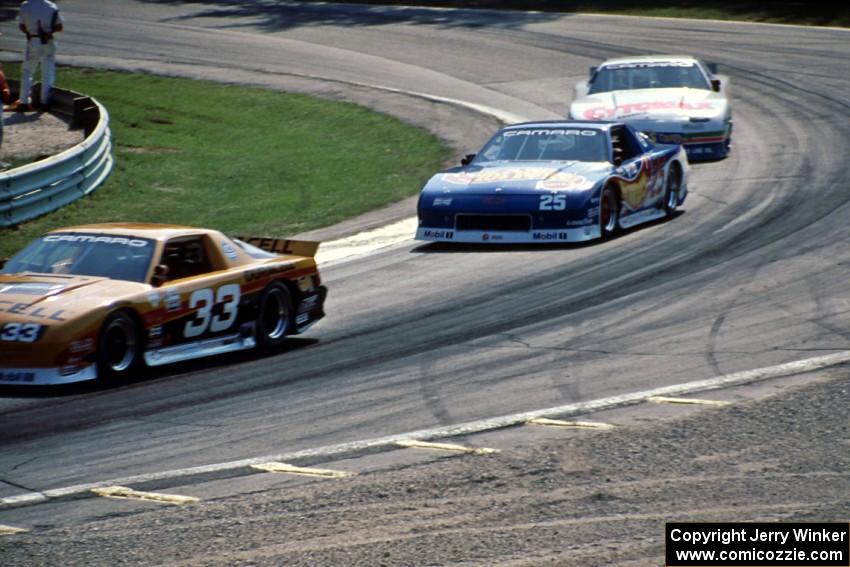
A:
[{"left": 0, "top": 1, "right": 849, "bottom": 561}]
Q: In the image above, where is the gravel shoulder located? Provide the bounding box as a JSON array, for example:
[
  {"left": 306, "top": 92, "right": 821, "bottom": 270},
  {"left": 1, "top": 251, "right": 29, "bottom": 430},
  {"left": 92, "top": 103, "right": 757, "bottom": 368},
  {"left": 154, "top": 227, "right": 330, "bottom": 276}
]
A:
[
  {"left": 1, "top": 109, "right": 84, "bottom": 167},
  {"left": 3, "top": 371, "right": 847, "bottom": 566}
]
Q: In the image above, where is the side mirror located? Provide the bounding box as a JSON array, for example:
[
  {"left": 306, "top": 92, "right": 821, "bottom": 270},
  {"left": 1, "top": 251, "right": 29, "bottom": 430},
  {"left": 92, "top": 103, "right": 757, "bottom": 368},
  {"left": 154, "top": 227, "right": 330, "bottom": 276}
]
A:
[
  {"left": 151, "top": 264, "right": 169, "bottom": 287},
  {"left": 711, "top": 78, "right": 722, "bottom": 92},
  {"left": 574, "top": 81, "right": 590, "bottom": 99},
  {"left": 461, "top": 154, "right": 476, "bottom": 166}
]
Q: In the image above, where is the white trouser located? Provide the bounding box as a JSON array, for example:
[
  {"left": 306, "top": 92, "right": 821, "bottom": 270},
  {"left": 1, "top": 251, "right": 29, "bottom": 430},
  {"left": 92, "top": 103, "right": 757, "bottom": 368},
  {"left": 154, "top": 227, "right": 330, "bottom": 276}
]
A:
[{"left": 20, "top": 38, "right": 57, "bottom": 106}]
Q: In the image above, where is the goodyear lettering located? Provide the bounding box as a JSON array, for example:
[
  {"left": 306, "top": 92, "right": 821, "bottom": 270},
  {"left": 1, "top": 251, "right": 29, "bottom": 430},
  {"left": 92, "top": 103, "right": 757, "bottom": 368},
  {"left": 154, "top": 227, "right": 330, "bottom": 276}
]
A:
[{"left": 43, "top": 234, "right": 149, "bottom": 247}]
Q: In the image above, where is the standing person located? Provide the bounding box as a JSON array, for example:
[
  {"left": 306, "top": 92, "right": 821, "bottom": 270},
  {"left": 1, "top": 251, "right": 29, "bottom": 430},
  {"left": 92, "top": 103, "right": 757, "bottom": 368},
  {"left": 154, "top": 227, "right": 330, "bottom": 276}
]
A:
[
  {"left": 17, "top": 0, "right": 63, "bottom": 111},
  {"left": 0, "top": 64, "right": 11, "bottom": 149}
]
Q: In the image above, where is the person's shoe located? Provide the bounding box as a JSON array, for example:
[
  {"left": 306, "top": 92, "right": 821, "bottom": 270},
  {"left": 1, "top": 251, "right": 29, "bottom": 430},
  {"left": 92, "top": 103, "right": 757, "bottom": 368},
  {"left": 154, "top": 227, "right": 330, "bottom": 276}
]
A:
[{"left": 14, "top": 101, "right": 31, "bottom": 112}]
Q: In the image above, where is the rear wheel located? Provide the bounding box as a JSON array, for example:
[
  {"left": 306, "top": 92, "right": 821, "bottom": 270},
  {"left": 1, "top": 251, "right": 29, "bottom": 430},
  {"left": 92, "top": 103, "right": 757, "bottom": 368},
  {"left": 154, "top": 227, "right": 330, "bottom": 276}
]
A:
[
  {"left": 599, "top": 185, "right": 620, "bottom": 239},
  {"left": 663, "top": 165, "right": 682, "bottom": 217},
  {"left": 257, "top": 282, "right": 292, "bottom": 348},
  {"left": 97, "top": 311, "right": 140, "bottom": 380}
]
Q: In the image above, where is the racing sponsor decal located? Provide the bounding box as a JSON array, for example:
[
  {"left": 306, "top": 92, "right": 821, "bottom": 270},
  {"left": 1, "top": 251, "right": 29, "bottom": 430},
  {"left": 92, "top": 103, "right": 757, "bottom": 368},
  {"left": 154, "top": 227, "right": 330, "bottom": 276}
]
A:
[
  {"left": 0, "top": 301, "right": 66, "bottom": 321},
  {"left": 481, "top": 234, "right": 504, "bottom": 241},
  {"left": 43, "top": 234, "right": 150, "bottom": 247},
  {"left": 536, "top": 172, "right": 593, "bottom": 192},
  {"left": 245, "top": 263, "right": 296, "bottom": 283},
  {"left": 0, "top": 371, "right": 36, "bottom": 383},
  {"left": 444, "top": 168, "right": 591, "bottom": 187},
  {"left": 532, "top": 232, "right": 569, "bottom": 241},
  {"left": 0, "top": 283, "right": 66, "bottom": 296},
  {"left": 146, "top": 291, "right": 162, "bottom": 309},
  {"left": 69, "top": 338, "right": 95, "bottom": 354},
  {"left": 423, "top": 230, "right": 454, "bottom": 239},
  {"left": 582, "top": 100, "right": 714, "bottom": 120},
  {"left": 221, "top": 241, "right": 239, "bottom": 261},
  {"left": 165, "top": 289, "right": 181, "bottom": 312}
]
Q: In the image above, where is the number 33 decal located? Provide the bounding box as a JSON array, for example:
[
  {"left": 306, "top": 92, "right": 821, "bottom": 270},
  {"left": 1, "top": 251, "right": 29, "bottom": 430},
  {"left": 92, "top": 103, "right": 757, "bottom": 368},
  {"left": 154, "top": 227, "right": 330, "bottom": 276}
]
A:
[{"left": 184, "top": 284, "right": 241, "bottom": 338}]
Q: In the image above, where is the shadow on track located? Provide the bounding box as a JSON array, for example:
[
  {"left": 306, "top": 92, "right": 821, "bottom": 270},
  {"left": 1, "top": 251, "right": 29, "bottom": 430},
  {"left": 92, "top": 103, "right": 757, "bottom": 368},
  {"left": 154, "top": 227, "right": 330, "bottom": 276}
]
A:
[{"left": 0, "top": 337, "right": 320, "bottom": 398}]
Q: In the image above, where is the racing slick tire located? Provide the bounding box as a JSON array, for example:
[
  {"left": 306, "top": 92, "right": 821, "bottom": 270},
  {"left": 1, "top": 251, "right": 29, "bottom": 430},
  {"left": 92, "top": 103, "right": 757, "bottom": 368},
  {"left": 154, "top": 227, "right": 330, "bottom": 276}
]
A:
[
  {"left": 600, "top": 185, "right": 620, "bottom": 239},
  {"left": 257, "top": 281, "right": 292, "bottom": 349},
  {"left": 663, "top": 164, "right": 682, "bottom": 217},
  {"left": 97, "top": 310, "right": 141, "bottom": 381}
]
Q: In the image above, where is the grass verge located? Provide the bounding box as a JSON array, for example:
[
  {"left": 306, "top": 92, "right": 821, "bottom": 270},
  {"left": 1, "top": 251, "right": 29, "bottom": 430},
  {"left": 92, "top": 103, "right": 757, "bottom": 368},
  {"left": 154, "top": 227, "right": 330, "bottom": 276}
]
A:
[{"left": 0, "top": 65, "right": 450, "bottom": 257}]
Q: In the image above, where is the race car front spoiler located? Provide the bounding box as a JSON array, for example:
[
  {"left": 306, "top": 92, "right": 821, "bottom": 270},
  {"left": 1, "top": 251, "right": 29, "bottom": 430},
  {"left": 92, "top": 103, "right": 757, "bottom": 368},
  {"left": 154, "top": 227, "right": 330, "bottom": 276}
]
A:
[
  {"left": 0, "top": 365, "right": 98, "bottom": 386},
  {"left": 416, "top": 225, "right": 601, "bottom": 244}
]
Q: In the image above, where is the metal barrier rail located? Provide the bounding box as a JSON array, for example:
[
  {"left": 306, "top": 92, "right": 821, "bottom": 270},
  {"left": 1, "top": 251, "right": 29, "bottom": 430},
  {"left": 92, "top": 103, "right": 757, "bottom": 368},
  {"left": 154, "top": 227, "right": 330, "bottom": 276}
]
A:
[{"left": 0, "top": 87, "right": 113, "bottom": 227}]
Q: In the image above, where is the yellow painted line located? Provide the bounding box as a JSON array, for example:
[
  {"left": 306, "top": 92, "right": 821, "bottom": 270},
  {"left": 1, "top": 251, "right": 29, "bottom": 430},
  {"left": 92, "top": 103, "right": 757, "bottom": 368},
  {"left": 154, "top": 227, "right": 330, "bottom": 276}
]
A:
[
  {"left": 527, "top": 418, "right": 615, "bottom": 430},
  {"left": 647, "top": 396, "right": 731, "bottom": 407},
  {"left": 91, "top": 486, "right": 199, "bottom": 505},
  {"left": 0, "top": 524, "right": 27, "bottom": 535},
  {"left": 251, "top": 462, "right": 354, "bottom": 478},
  {"left": 396, "top": 440, "right": 499, "bottom": 455}
]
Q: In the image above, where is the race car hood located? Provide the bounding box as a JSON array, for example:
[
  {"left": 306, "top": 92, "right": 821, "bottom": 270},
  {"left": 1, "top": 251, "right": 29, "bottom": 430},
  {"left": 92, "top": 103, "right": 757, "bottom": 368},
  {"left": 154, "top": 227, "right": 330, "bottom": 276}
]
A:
[
  {"left": 0, "top": 273, "right": 147, "bottom": 323},
  {"left": 422, "top": 161, "right": 611, "bottom": 196},
  {"left": 570, "top": 87, "right": 728, "bottom": 122}
]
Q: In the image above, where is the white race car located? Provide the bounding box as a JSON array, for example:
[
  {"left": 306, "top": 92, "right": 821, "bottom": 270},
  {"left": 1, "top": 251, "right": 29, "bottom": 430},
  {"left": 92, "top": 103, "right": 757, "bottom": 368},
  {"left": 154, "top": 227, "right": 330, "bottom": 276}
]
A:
[{"left": 569, "top": 55, "right": 732, "bottom": 160}]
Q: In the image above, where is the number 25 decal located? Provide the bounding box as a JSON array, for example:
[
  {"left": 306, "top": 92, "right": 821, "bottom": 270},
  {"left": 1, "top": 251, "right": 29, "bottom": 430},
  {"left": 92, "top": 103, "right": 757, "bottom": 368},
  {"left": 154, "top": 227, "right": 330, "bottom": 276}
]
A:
[
  {"left": 184, "top": 284, "right": 241, "bottom": 338},
  {"left": 539, "top": 194, "right": 567, "bottom": 211}
]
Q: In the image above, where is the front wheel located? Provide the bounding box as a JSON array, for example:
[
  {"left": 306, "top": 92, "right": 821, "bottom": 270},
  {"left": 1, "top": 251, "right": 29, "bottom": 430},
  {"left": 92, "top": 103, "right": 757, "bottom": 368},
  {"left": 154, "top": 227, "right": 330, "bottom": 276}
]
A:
[
  {"left": 663, "top": 165, "right": 682, "bottom": 217},
  {"left": 256, "top": 282, "right": 292, "bottom": 349},
  {"left": 599, "top": 185, "right": 620, "bottom": 239},
  {"left": 97, "top": 311, "right": 140, "bottom": 381}
]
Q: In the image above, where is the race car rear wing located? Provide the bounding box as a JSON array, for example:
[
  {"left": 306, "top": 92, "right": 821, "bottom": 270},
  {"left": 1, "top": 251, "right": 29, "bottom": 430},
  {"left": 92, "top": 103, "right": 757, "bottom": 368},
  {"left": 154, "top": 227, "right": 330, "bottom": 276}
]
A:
[{"left": 232, "top": 236, "right": 320, "bottom": 258}]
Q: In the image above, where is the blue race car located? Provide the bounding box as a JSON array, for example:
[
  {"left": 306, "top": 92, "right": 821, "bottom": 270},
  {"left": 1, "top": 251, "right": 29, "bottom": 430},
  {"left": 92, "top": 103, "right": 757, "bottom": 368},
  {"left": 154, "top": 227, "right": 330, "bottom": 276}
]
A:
[{"left": 415, "top": 121, "right": 689, "bottom": 244}]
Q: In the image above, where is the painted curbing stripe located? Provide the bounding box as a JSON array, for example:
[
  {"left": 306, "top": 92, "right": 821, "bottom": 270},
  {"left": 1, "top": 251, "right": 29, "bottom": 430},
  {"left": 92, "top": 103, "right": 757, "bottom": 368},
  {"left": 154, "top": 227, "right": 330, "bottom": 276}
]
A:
[
  {"left": 251, "top": 463, "right": 354, "bottom": 478},
  {"left": 0, "top": 524, "right": 27, "bottom": 535},
  {"left": 647, "top": 396, "right": 731, "bottom": 407},
  {"left": 397, "top": 440, "right": 499, "bottom": 454},
  {"left": 3, "top": 351, "right": 849, "bottom": 510},
  {"left": 527, "top": 418, "right": 615, "bottom": 430},
  {"left": 91, "top": 486, "right": 199, "bottom": 505}
]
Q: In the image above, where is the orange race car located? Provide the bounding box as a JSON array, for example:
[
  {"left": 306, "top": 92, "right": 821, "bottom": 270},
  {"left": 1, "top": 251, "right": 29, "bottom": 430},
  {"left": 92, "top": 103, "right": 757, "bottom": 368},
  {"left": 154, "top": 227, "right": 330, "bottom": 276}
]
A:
[{"left": 0, "top": 223, "right": 327, "bottom": 385}]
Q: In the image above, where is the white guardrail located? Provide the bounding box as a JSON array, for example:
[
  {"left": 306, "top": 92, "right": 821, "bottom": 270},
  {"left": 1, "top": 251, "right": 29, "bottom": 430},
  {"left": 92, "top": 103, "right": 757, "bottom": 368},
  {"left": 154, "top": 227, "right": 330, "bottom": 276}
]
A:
[{"left": 0, "top": 86, "right": 113, "bottom": 227}]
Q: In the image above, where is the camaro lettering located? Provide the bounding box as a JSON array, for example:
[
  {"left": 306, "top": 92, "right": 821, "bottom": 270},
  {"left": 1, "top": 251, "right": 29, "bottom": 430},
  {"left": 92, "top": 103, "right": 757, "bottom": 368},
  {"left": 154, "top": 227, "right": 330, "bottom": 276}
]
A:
[
  {"left": 504, "top": 129, "right": 598, "bottom": 137},
  {"left": 43, "top": 234, "right": 149, "bottom": 247},
  {"left": 602, "top": 61, "right": 695, "bottom": 70}
]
